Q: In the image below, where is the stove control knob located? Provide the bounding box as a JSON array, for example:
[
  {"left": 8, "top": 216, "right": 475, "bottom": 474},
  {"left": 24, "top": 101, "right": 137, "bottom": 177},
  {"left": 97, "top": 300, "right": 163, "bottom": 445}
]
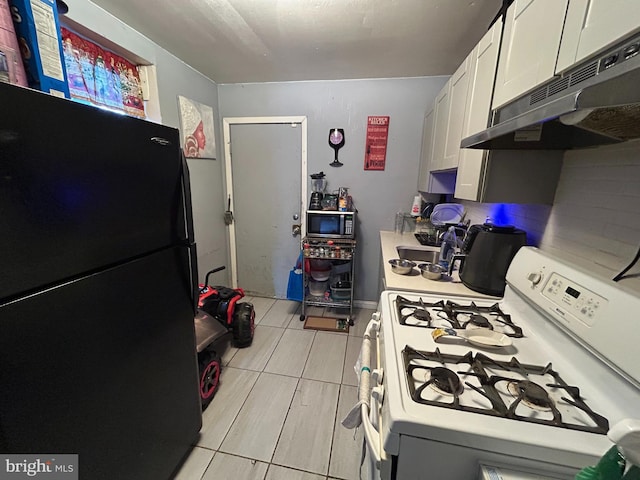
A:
[
  {"left": 527, "top": 272, "right": 543, "bottom": 286},
  {"left": 372, "top": 385, "right": 385, "bottom": 403},
  {"left": 372, "top": 368, "right": 384, "bottom": 385}
]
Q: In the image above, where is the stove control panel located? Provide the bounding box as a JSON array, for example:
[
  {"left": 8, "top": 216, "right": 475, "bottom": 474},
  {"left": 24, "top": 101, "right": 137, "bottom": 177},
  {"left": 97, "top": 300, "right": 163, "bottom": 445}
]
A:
[{"left": 541, "top": 272, "right": 608, "bottom": 326}]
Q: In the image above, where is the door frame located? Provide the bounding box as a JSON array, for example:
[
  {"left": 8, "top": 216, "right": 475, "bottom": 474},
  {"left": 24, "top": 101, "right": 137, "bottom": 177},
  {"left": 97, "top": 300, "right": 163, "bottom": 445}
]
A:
[{"left": 222, "top": 116, "right": 308, "bottom": 289}]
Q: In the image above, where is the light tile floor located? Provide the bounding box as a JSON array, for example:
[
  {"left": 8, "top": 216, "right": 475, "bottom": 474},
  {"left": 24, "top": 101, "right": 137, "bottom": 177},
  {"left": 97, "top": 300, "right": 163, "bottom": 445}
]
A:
[{"left": 172, "top": 299, "right": 375, "bottom": 480}]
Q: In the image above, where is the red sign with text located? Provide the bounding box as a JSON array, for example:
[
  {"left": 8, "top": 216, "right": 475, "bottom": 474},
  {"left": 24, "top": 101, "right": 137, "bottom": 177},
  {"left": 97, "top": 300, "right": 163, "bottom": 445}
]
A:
[{"left": 364, "top": 116, "right": 390, "bottom": 171}]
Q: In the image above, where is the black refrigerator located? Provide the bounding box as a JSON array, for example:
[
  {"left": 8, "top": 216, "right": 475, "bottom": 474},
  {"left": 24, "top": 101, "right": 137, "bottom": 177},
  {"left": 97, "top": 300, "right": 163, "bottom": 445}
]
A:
[{"left": 0, "top": 82, "right": 202, "bottom": 479}]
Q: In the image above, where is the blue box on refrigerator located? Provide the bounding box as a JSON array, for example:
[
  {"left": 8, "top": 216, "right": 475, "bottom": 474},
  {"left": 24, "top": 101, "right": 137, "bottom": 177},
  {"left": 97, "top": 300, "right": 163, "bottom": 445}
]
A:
[{"left": 9, "top": 0, "right": 69, "bottom": 97}]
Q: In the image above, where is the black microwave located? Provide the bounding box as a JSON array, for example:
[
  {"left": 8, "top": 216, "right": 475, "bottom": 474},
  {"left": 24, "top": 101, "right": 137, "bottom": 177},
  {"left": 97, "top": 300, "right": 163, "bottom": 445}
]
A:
[{"left": 306, "top": 210, "right": 356, "bottom": 239}]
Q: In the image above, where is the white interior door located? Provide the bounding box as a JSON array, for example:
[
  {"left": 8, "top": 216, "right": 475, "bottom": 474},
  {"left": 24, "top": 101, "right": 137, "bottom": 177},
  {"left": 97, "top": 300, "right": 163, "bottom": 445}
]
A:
[{"left": 223, "top": 117, "right": 307, "bottom": 298}]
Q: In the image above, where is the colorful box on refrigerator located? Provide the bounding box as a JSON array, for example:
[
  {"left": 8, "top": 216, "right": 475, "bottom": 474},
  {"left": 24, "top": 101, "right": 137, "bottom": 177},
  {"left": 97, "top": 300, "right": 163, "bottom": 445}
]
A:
[
  {"left": 0, "top": 0, "right": 28, "bottom": 86},
  {"left": 9, "top": 0, "right": 69, "bottom": 97}
]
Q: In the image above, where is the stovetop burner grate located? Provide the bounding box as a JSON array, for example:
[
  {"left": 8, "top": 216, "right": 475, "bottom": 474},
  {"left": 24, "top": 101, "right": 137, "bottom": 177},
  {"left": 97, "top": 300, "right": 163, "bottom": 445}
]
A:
[
  {"left": 403, "top": 346, "right": 609, "bottom": 434},
  {"left": 396, "top": 296, "right": 524, "bottom": 338}
]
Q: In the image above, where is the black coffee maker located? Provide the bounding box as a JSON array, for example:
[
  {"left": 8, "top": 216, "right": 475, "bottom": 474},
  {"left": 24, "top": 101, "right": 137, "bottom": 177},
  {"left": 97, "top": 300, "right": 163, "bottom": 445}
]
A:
[{"left": 449, "top": 223, "right": 526, "bottom": 297}]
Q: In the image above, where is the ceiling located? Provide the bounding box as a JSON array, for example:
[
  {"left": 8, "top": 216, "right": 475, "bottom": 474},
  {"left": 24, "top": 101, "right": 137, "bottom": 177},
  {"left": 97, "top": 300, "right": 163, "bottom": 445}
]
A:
[{"left": 87, "top": 0, "right": 504, "bottom": 84}]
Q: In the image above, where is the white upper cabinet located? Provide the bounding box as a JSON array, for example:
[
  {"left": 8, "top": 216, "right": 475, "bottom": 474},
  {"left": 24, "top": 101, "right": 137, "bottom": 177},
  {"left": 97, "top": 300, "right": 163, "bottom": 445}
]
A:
[
  {"left": 442, "top": 56, "right": 472, "bottom": 170},
  {"left": 429, "top": 81, "right": 450, "bottom": 172},
  {"left": 429, "top": 55, "right": 472, "bottom": 174},
  {"left": 417, "top": 102, "right": 456, "bottom": 195},
  {"left": 492, "top": 0, "right": 569, "bottom": 110},
  {"left": 556, "top": 0, "right": 640, "bottom": 73},
  {"left": 417, "top": 106, "right": 435, "bottom": 192},
  {"left": 463, "top": 22, "right": 502, "bottom": 139},
  {"left": 455, "top": 18, "right": 563, "bottom": 205},
  {"left": 455, "top": 20, "right": 502, "bottom": 201}
]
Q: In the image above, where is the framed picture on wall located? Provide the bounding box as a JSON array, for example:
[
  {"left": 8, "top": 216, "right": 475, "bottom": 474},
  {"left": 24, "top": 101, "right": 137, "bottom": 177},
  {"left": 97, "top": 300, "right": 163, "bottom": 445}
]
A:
[{"left": 178, "top": 95, "right": 216, "bottom": 159}]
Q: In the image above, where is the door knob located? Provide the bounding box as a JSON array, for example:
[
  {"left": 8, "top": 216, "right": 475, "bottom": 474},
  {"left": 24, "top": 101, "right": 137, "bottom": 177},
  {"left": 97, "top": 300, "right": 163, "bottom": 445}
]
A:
[{"left": 292, "top": 224, "right": 301, "bottom": 236}]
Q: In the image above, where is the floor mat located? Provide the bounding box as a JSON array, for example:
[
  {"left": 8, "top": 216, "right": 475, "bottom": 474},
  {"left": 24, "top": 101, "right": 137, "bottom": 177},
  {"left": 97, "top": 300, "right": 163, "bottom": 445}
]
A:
[{"left": 303, "top": 316, "right": 349, "bottom": 333}]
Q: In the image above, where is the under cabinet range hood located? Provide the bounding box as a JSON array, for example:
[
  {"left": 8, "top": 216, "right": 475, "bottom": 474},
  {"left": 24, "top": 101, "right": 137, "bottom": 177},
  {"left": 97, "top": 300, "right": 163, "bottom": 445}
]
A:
[{"left": 462, "top": 32, "right": 640, "bottom": 150}]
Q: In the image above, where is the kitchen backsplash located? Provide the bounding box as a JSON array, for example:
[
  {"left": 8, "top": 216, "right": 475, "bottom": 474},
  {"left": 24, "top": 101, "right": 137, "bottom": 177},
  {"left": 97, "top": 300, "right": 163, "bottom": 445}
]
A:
[
  {"left": 457, "top": 201, "right": 551, "bottom": 246},
  {"left": 458, "top": 141, "right": 640, "bottom": 293}
]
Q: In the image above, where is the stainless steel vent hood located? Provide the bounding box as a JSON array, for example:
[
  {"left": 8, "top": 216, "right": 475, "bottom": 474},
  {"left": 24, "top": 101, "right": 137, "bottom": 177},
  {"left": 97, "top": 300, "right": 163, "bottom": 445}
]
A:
[{"left": 462, "top": 33, "right": 640, "bottom": 150}]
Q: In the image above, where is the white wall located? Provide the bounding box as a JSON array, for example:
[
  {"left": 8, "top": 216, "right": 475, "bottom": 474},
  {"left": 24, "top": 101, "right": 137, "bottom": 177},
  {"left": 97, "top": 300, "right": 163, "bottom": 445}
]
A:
[
  {"left": 541, "top": 142, "right": 640, "bottom": 292},
  {"left": 218, "top": 77, "right": 448, "bottom": 302},
  {"left": 64, "top": 1, "right": 228, "bottom": 283},
  {"left": 457, "top": 201, "right": 552, "bottom": 246},
  {"left": 458, "top": 142, "right": 640, "bottom": 293}
]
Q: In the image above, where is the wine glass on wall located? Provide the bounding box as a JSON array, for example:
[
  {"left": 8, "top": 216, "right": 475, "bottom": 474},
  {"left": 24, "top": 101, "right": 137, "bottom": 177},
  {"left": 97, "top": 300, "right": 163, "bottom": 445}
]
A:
[{"left": 328, "top": 128, "right": 345, "bottom": 167}]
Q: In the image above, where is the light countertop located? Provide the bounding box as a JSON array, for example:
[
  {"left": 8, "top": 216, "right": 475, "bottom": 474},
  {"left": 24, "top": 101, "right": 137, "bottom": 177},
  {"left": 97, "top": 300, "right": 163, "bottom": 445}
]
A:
[{"left": 380, "top": 230, "right": 501, "bottom": 299}]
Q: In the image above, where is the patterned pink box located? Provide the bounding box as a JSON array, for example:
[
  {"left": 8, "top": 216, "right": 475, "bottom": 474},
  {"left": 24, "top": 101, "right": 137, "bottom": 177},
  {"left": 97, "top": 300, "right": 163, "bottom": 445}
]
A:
[{"left": 0, "top": 0, "right": 27, "bottom": 86}]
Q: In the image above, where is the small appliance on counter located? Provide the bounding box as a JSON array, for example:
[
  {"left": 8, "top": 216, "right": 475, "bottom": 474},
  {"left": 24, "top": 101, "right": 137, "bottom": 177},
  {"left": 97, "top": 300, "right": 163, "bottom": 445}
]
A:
[
  {"left": 309, "top": 192, "right": 323, "bottom": 210},
  {"left": 306, "top": 209, "right": 356, "bottom": 239},
  {"left": 309, "top": 171, "right": 326, "bottom": 210},
  {"left": 449, "top": 223, "right": 526, "bottom": 297}
]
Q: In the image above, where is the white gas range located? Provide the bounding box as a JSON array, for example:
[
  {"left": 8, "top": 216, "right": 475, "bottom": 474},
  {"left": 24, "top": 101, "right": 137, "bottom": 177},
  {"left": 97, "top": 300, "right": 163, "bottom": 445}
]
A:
[{"left": 358, "top": 247, "right": 640, "bottom": 479}]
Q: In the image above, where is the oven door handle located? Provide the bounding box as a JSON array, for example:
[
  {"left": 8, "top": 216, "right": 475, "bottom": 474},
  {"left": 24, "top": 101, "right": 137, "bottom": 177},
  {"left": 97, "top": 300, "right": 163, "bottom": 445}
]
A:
[
  {"left": 359, "top": 317, "right": 379, "bottom": 398},
  {"left": 362, "top": 396, "right": 382, "bottom": 466},
  {"left": 360, "top": 316, "right": 382, "bottom": 466}
]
